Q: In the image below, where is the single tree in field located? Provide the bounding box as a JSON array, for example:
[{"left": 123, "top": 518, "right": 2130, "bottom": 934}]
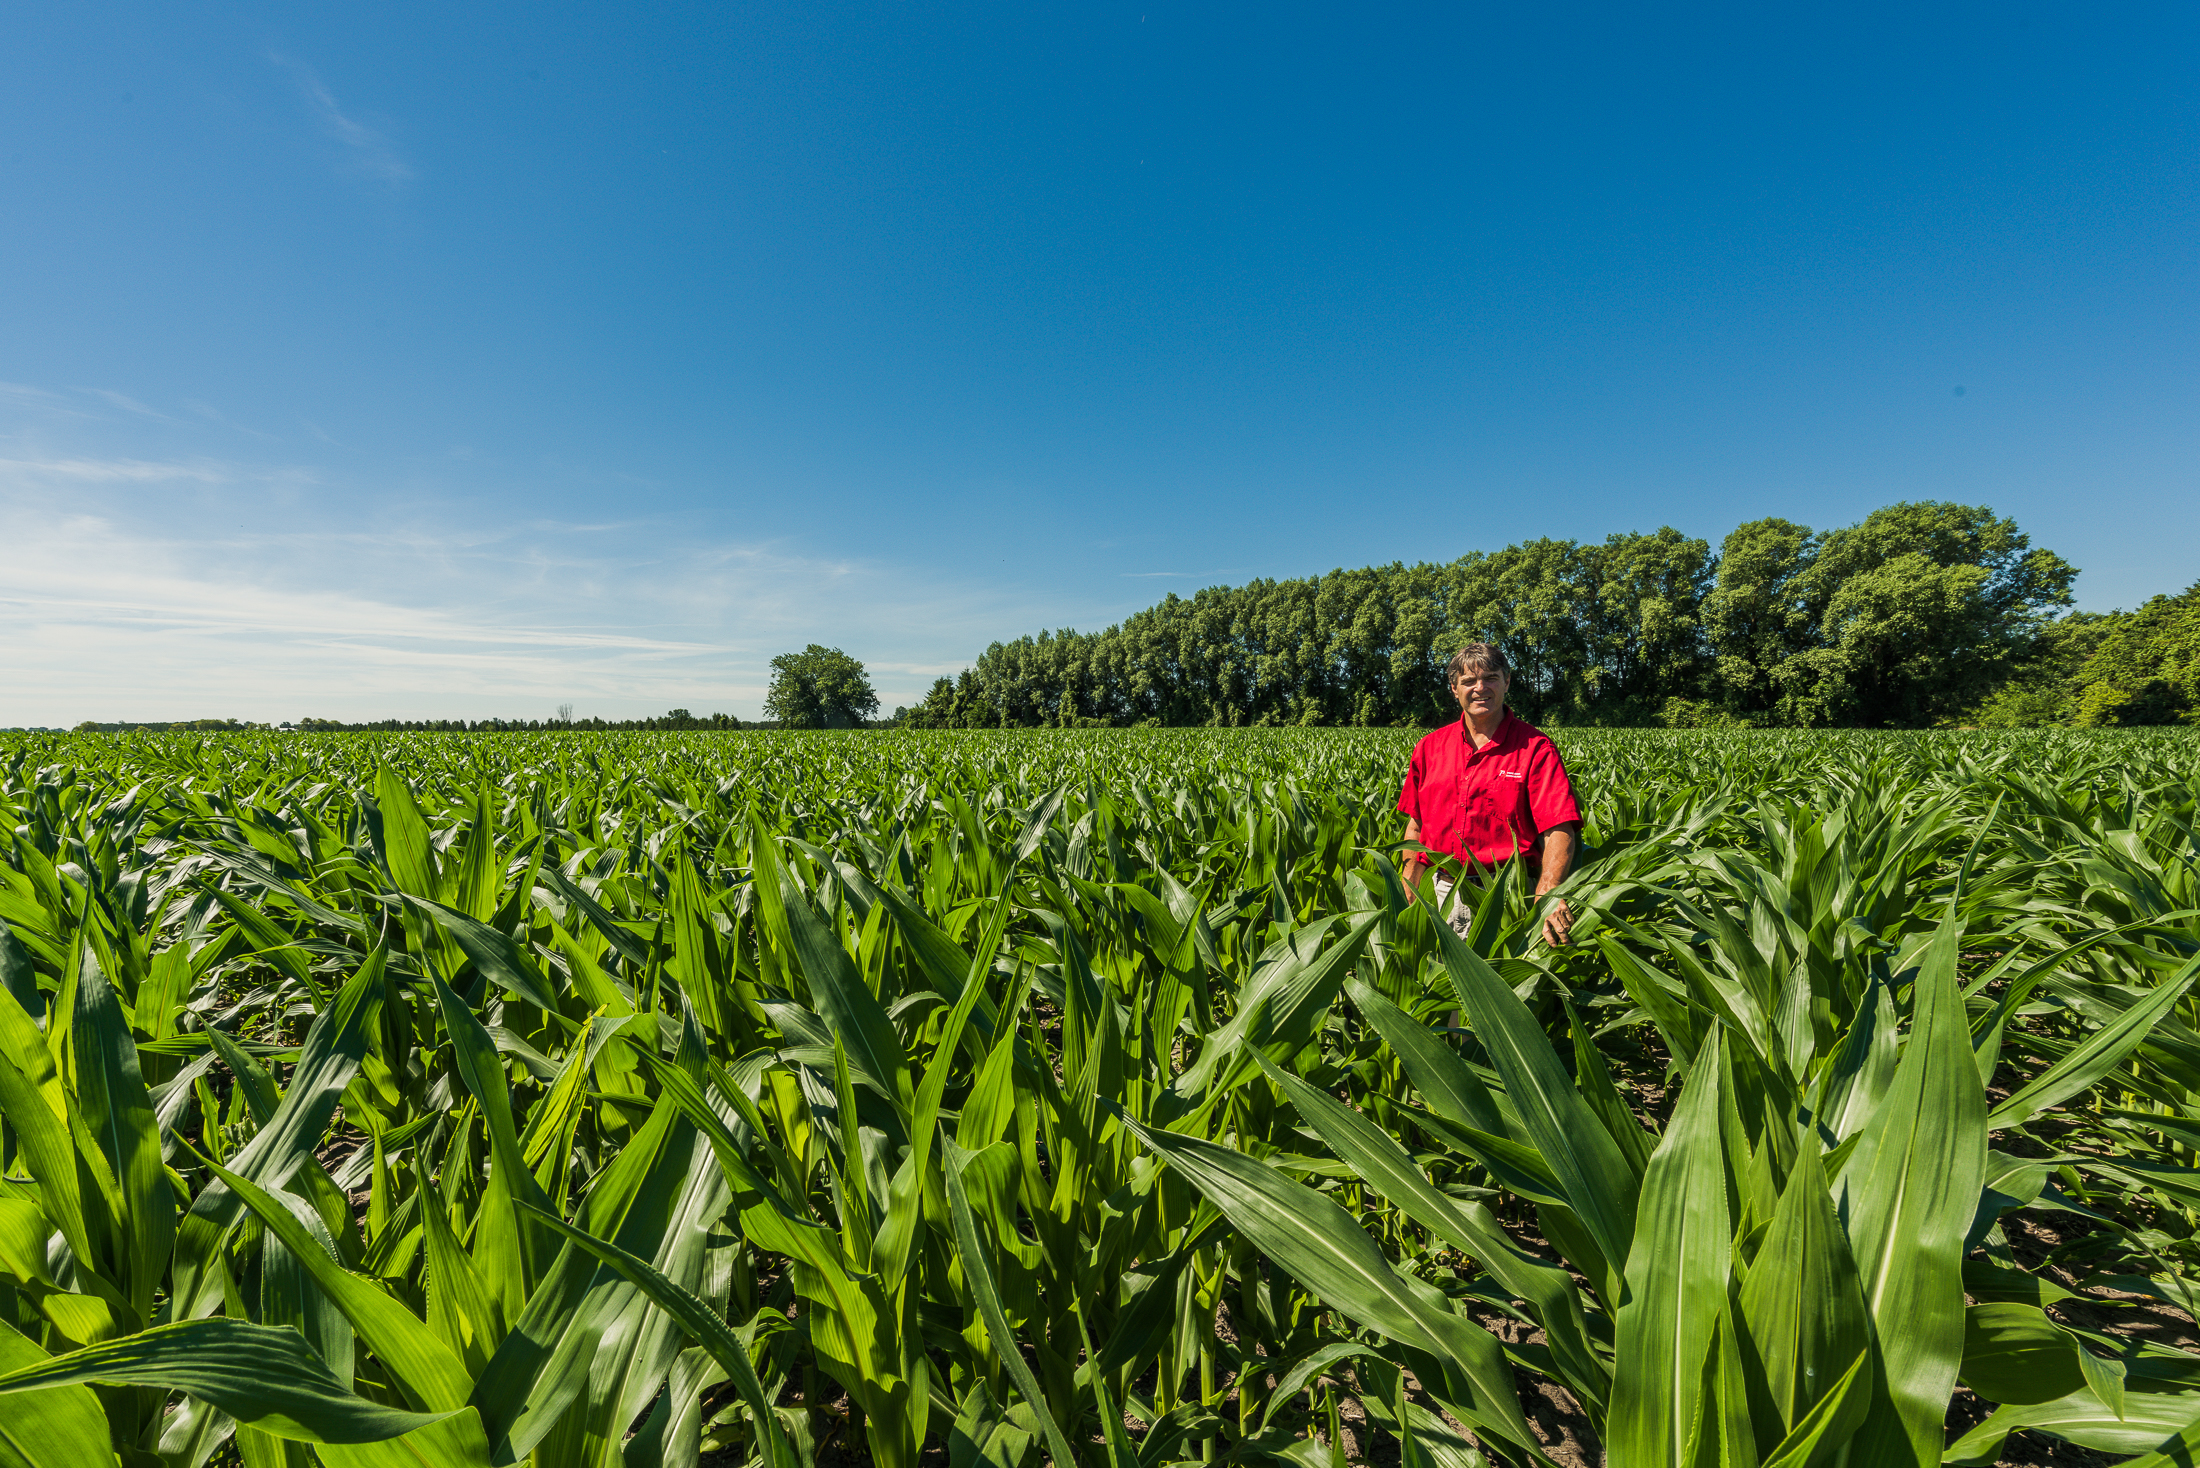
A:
[{"left": 765, "top": 645, "right": 879, "bottom": 728}]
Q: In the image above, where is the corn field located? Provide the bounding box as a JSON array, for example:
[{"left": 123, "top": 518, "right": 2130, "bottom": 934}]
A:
[{"left": 1, "top": 726, "right": 2197, "bottom": 1468}]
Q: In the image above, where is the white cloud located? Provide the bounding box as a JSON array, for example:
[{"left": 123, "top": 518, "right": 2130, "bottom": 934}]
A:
[
  {"left": 0, "top": 400, "right": 1127, "bottom": 725},
  {"left": 0, "top": 456, "right": 234, "bottom": 484},
  {"left": 0, "top": 458, "right": 1034, "bottom": 723},
  {"left": 273, "top": 56, "right": 414, "bottom": 185},
  {"left": 77, "top": 389, "right": 176, "bottom": 422},
  {"left": 0, "top": 496, "right": 771, "bottom": 722},
  {"left": 0, "top": 382, "right": 92, "bottom": 419}
]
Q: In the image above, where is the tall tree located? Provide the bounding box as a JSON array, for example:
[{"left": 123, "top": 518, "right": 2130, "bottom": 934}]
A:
[
  {"left": 764, "top": 646, "right": 880, "bottom": 729},
  {"left": 1791, "top": 503, "right": 2075, "bottom": 726},
  {"left": 1703, "top": 517, "right": 1820, "bottom": 722},
  {"left": 2072, "top": 582, "right": 2200, "bottom": 725}
]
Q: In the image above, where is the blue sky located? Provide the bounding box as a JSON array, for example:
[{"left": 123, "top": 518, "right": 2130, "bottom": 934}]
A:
[{"left": 3, "top": 2, "right": 2194, "bottom": 724}]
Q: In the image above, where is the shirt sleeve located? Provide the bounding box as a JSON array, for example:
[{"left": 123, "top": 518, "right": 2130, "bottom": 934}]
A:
[
  {"left": 1524, "top": 740, "right": 1581, "bottom": 832},
  {"left": 1396, "top": 744, "right": 1422, "bottom": 820}
]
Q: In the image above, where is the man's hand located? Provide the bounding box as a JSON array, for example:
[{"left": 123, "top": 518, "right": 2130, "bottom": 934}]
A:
[
  {"left": 1534, "top": 822, "right": 1581, "bottom": 946},
  {"left": 1400, "top": 818, "right": 1427, "bottom": 903}
]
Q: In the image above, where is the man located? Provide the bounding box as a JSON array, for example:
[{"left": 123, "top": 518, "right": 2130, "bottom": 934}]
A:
[{"left": 1396, "top": 643, "right": 1582, "bottom": 946}]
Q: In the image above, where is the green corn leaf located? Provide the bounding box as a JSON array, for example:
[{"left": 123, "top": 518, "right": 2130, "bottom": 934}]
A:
[
  {"left": 205, "top": 887, "right": 324, "bottom": 1008},
  {"left": 2098, "top": 1399, "right": 2200, "bottom": 1468},
  {"left": 417, "top": 1155, "right": 502, "bottom": 1376},
  {"left": 1258, "top": 1341, "right": 1383, "bottom": 1432},
  {"left": 1837, "top": 907, "right": 1988, "bottom": 1467},
  {"left": 873, "top": 889, "right": 1012, "bottom": 1283},
  {"left": 944, "top": 1137, "right": 1085, "bottom": 1468},
  {"left": 254, "top": 1175, "right": 355, "bottom": 1397},
  {"left": 0, "top": 919, "right": 38, "bottom": 1019},
  {"left": 1251, "top": 1049, "right": 1608, "bottom": 1412},
  {"left": 1343, "top": 976, "right": 1504, "bottom": 1136},
  {"left": 531, "top": 1047, "right": 733, "bottom": 1468},
  {"left": 1987, "top": 953, "right": 2200, "bottom": 1129},
  {"left": 829, "top": 1033, "right": 875, "bottom": 1266},
  {"left": 1564, "top": 993, "right": 1656, "bottom": 1180},
  {"left": 514, "top": 1198, "right": 797, "bottom": 1468},
  {"left": 626, "top": 1046, "right": 846, "bottom": 1273},
  {"left": 540, "top": 864, "right": 651, "bottom": 973},
  {"left": 1968, "top": 914, "right": 2200, "bottom": 1086},
  {"left": 451, "top": 787, "right": 500, "bottom": 924},
  {"left": 1180, "top": 912, "right": 1379, "bottom": 1097},
  {"left": 1430, "top": 909, "right": 1640, "bottom": 1275},
  {"left": 874, "top": 883, "right": 1003, "bottom": 1014},
  {"left": 0, "top": 973, "right": 103, "bottom": 1284},
  {"left": 1942, "top": 1386, "right": 2200, "bottom": 1464},
  {"left": 1598, "top": 937, "right": 1705, "bottom": 1071},
  {"left": 754, "top": 819, "right": 910, "bottom": 1113},
  {"left": 1753, "top": 1349, "right": 1869, "bottom": 1468},
  {"left": 1735, "top": 1134, "right": 1868, "bottom": 1437},
  {"left": 1096, "top": 1246, "right": 1206, "bottom": 1386},
  {"left": 954, "top": 1014, "right": 1022, "bottom": 1151},
  {"left": 204, "top": 1024, "right": 280, "bottom": 1126},
  {"left": 372, "top": 768, "right": 442, "bottom": 901},
  {"left": 1607, "top": 1027, "right": 1730, "bottom": 1468},
  {"left": 467, "top": 1092, "right": 690, "bottom": 1460},
  {"left": 0, "top": 1318, "right": 456, "bottom": 1446},
  {"left": 0, "top": 1197, "right": 57, "bottom": 1288},
  {"left": 170, "top": 946, "right": 386, "bottom": 1322},
  {"left": 427, "top": 966, "right": 556, "bottom": 1233},
  {"left": 1115, "top": 1112, "right": 1546, "bottom": 1461},
  {"left": 1957, "top": 1303, "right": 2090, "bottom": 1406},
  {"left": 0, "top": 1319, "right": 119, "bottom": 1468},
  {"left": 405, "top": 896, "right": 559, "bottom": 1012},
  {"left": 192, "top": 1150, "right": 477, "bottom": 1416}
]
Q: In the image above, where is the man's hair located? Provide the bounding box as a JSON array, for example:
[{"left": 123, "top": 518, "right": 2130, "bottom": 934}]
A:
[{"left": 1446, "top": 643, "right": 1511, "bottom": 682}]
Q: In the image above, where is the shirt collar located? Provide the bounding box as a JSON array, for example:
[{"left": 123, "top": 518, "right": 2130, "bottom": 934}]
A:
[{"left": 1458, "top": 709, "right": 1513, "bottom": 754}]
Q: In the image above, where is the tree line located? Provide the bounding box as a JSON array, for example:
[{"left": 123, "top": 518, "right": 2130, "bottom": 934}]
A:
[
  {"left": 898, "top": 500, "right": 2192, "bottom": 730},
  {"left": 286, "top": 710, "right": 748, "bottom": 732}
]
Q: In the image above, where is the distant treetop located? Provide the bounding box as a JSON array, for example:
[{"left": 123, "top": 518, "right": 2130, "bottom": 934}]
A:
[{"left": 765, "top": 646, "right": 880, "bottom": 729}]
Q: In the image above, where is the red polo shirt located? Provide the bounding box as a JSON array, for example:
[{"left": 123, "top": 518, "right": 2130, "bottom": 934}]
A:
[{"left": 1397, "top": 712, "right": 1581, "bottom": 872}]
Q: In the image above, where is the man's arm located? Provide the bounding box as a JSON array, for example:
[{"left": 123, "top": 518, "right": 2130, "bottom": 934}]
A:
[
  {"left": 1400, "top": 817, "right": 1427, "bottom": 901},
  {"left": 1534, "top": 821, "right": 1581, "bottom": 945}
]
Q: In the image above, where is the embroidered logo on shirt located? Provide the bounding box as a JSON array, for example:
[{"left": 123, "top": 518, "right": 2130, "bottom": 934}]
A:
[{"left": 1498, "top": 768, "right": 1524, "bottom": 779}]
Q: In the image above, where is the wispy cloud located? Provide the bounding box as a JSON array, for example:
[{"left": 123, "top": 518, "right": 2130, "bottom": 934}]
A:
[
  {"left": 0, "top": 497, "right": 754, "bottom": 721},
  {"left": 0, "top": 400, "right": 1118, "bottom": 724},
  {"left": 0, "top": 459, "right": 1010, "bottom": 722},
  {"left": 78, "top": 388, "right": 175, "bottom": 422},
  {"left": 272, "top": 55, "right": 413, "bottom": 184},
  {"left": 183, "top": 399, "right": 277, "bottom": 440},
  {"left": 1121, "top": 567, "right": 1245, "bottom": 582},
  {"left": 0, "top": 456, "right": 234, "bottom": 484},
  {"left": 0, "top": 382, "right": 92, "bottom": 419}
]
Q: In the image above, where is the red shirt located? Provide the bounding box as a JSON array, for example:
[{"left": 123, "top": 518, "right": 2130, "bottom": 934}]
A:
[{"left": 1396, "top": 711, "right": 1581, "bottom": 872}]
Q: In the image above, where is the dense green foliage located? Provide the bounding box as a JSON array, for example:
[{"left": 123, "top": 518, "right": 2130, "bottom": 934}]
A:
[
  {"left": 766, "top": 647, "right": 881, "bottom": 730},
  {"left": 900, "top": 502, "right": 2079, "bottom": 730},
  {"left": 0, "top": 726, "right": 2197, "bottom": 1467},
  {"left": 2076, "top": 584, "right": 2200, "bottom": 725},
  {"left": 285, "top": 711, "right": 749, "bottom": 734},
  {"left": 1968, "top": 582, "right": 2200, "bottom": 732}
]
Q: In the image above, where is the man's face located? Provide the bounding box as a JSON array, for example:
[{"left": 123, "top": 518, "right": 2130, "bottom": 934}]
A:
[{"left": 1452, "top": 667, "right": 1508, "bottom": 720}]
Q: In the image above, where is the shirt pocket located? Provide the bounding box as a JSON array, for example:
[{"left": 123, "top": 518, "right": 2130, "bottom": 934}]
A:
[{"left": 1496, "top": 766, "right": 1530, "bottom": 821}]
